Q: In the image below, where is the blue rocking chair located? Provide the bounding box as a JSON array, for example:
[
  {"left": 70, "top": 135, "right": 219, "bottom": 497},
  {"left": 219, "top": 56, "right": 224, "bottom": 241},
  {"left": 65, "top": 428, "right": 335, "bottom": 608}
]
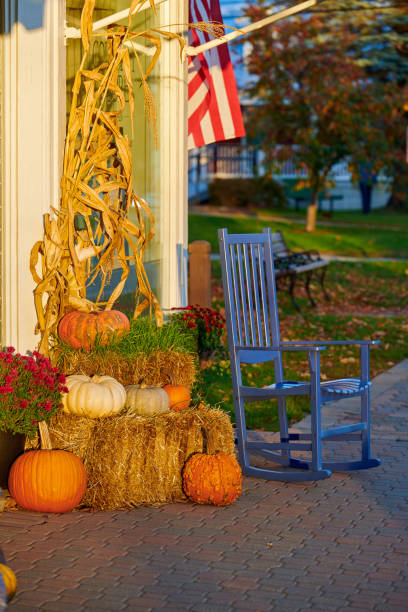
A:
[{"left": 218, "top": 228, "right": 381, "bottom": 481}]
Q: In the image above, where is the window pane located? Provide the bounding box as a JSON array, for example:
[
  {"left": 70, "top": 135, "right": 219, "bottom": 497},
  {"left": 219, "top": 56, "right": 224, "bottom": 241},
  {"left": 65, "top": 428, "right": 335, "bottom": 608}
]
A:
[{"left": 66, "top": 0, "right": 162, "bottom": 315}]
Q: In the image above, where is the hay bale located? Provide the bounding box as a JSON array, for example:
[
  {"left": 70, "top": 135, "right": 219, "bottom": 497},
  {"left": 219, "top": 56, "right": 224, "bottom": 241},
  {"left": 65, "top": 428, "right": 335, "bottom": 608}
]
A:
[
  {"left": 48, "top": 408, "right": 235, "bottom": 510},
  {"left": 53, "top": 349, "right": 196, "bottom": 387}
]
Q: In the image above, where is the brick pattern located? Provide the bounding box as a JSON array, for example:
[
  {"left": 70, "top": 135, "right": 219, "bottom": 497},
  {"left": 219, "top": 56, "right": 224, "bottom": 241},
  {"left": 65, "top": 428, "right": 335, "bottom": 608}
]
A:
[{"left": 2, "top": 361, "right": 408, "bottom": 611}]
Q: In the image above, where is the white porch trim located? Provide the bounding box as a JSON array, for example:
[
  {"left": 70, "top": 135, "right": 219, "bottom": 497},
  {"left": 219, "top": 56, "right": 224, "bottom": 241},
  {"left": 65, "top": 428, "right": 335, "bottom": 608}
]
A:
[
  {"left": 2, "top": 0, "right": 66, "bottom": 351},
  {"left": 159, "top": 0, "right": 188, "bottom": 310},
  {"left": 64, "top": 0, "right": 168, "bottom": 40}
]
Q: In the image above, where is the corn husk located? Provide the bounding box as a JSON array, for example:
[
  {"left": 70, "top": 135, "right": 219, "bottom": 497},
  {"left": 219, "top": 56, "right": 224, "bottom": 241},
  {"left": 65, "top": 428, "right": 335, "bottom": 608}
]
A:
[{"left": 30, "top": 1, "right": 228, "bottom": 356}]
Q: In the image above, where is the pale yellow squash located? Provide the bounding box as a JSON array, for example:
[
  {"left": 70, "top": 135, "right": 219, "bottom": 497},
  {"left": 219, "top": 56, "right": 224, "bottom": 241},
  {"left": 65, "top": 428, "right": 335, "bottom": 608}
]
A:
[{"left": 125, "top": 385, "right": 170, "bottom": 416}]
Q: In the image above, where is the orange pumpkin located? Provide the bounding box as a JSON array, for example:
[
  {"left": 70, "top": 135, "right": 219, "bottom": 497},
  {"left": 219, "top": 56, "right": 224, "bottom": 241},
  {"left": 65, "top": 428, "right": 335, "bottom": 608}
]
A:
[
  {"left": 163, "top": 384, "right": 191, "bottom": 411},
  {"left": 58, "top": 310, "right": 130, "bottom": 350},
  {"left": 183, "top": 451, "right": 242, "bottom": 506},
  {"left": 8, "top": 449, "right": 87, "bottom": 513}
]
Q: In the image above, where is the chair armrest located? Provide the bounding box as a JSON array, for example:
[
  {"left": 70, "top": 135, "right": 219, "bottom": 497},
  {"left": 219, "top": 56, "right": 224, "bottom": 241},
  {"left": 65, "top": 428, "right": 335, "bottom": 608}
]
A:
[
  {"left": 280, "top": 340, "right": 380, "bottom": 347},
  {"left": 235, "top": 345, "right": 326, "bottom": 365},
  {"left": 236, "top": 345, "right": 325, "bottom": 353}
]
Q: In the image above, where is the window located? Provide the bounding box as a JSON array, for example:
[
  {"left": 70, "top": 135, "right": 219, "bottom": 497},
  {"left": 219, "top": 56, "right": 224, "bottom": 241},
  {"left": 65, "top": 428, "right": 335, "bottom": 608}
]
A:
[{"left": 65, "top": 0, "right": 188, "bottom": 315}]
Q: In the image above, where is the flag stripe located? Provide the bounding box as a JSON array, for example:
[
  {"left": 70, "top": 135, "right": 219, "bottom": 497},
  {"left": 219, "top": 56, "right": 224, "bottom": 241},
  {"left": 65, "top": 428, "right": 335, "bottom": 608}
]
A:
[{"left": 188, "top": 0, "right": 245, "bottom": 149}]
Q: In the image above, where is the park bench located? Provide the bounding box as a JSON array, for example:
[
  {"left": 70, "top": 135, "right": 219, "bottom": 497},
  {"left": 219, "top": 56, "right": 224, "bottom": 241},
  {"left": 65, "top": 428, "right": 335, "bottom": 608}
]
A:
[
  {"left": 282, "top": 178, "right": 343, "bottom": 213},
  {"left": 271, "top": 230, "right": 329, "bottom": 312}
]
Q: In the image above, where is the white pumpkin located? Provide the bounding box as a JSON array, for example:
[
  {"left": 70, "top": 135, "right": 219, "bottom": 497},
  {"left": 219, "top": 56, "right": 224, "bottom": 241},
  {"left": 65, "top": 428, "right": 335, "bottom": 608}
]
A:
[
  {"left": 62, "top": 374, "right": 126, "bottom": 418},
  {"left": 125, "top": 384, "right": 170, "bottom": 416}
]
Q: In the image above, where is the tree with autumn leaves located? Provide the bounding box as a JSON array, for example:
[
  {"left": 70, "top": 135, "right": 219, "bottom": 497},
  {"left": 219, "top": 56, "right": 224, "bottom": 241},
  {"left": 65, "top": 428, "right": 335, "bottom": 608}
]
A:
[{"left": 244, "top": 1, "right": 407, "bottom": 231}]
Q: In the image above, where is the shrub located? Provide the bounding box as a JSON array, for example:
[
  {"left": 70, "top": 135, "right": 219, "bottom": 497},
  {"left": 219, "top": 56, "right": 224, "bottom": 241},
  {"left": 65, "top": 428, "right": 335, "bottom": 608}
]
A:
[
  {"left": 0, "top": 348, "right": 67, "bottom": 438},
  {"left": 208, "top": 177, "right": 289, "bottom": 209},
  {"left": 171, "top": 306, "right": 226, "bottom": 356}
]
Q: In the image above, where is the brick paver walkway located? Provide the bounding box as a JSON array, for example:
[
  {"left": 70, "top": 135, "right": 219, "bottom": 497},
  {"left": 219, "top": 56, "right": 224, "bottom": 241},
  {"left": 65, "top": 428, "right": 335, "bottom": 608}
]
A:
[{"left": 1, "top": 360, "right": 408, "bottom": 611}]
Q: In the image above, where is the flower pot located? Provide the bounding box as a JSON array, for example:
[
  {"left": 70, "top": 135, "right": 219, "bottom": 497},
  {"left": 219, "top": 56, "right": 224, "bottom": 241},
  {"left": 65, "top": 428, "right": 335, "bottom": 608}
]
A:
[{"left": 0, "top": 430, "right": 25, "bottom": 489}]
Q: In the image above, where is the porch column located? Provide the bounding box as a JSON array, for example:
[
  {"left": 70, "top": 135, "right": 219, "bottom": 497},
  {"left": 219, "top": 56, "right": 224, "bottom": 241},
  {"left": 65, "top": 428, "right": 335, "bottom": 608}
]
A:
[
  {"left": 2, "top": 0, "right": 66, "bottom": 351},
  {"left": 159, "top": 0, "right": 188, "bottom": 311}
]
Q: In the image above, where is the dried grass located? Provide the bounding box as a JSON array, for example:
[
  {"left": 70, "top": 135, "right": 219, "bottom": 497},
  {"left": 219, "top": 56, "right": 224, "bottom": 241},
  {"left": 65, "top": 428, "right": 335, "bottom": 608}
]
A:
[
  {"left": 46, "top": 408, "right": 235, "bottom": 510},
  {"left": 53, "top": 349, "right": 196, "bottom": 388}
]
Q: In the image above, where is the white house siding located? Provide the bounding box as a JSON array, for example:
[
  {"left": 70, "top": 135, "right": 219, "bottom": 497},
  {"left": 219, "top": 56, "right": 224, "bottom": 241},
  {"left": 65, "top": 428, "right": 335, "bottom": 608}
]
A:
[
  {"left": 320, "top": 179, "right": 391, "bottom": 211},
  {"left": 279, "top": 159, "right": 391, "bottom": 211}
]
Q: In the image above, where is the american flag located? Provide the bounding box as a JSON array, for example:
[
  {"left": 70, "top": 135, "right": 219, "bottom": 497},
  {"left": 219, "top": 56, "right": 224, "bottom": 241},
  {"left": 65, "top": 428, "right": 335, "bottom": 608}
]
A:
[{"left": 188, "top": 0, "right": 246, "bottom": 149}]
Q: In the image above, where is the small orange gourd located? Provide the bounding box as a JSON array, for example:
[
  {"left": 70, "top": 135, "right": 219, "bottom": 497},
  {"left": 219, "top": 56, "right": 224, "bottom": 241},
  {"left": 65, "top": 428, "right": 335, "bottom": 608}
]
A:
[
  {"left": 182, "top": 429, "right": 242, "bottom": 506},
  {"left": 8, "top": 422, "right": 87, "bottom": 513},
  {"left": 163, "top": 384, "right": 191, "bottom": 412}
]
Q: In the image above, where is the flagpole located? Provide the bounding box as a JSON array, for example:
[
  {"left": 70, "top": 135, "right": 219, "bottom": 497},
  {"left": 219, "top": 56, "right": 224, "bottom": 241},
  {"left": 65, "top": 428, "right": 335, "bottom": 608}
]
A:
[
  {"left": 184, "top": 0, "right": 324, "bottom": 58},
  {"left": 64, "top": 0, "right": 168, "bottom": 39}
]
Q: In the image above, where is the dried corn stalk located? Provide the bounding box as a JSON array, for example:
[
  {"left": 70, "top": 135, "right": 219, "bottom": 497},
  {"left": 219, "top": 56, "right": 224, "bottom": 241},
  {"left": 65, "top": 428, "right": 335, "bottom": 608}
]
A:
[{"left": 30, "top": 0, "right": 226, "bottom": 356}]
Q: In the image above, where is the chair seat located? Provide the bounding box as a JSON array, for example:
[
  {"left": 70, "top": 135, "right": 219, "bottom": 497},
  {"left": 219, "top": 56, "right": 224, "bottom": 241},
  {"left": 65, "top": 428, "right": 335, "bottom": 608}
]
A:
[{"left": 240, "top": 378, "right": 370, "bottom": 401}]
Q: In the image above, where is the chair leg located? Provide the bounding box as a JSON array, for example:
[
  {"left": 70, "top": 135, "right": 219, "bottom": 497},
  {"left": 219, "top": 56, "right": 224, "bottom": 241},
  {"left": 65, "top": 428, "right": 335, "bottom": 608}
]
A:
[
  {"left": 310, "top": 398, "right": 323, "bottom": 473},
  {"left": 278, "top": 397, "right": 290, "bottom": 462},
  {"left": 309, "top": 351, "right": 323, "bottom": 473},
  {"left": 359, "top": 345, "right": 380, "bottom": 468},
  {"left": 234, "top": 396, "right": 250, "bottom": 470},
  {"left": 359, "top": 387, "right": 380, "bottom": 469},
  {"left": 361, "top": 388, "right": 370, "bottom": 461}
]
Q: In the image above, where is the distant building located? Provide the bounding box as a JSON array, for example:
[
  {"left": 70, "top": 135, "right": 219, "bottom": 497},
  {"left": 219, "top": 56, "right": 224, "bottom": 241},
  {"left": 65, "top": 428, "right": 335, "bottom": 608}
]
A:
[{"left": 189, "top": 1, "right": 391, "bottom": 210}]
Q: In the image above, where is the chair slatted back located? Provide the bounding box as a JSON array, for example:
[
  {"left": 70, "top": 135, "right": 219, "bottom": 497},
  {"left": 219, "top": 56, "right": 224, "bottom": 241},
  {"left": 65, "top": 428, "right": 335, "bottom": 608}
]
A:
[{"left": 218, "top": 228, "right": 283, "bottom": 381}]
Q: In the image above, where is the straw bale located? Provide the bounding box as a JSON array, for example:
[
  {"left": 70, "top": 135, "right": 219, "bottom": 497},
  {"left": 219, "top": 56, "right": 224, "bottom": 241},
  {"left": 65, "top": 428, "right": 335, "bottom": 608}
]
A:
[
  {"left": 54, "top": 349, "right": 196, "bottom": 387},
  {"left": 48, "top": 408, "right": 235, "bottom": 510}
]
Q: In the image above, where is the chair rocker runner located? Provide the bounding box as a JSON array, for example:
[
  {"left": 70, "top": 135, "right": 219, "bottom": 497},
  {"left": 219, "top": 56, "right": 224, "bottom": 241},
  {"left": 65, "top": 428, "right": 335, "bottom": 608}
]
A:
[{"left": 218, "top": 228, "right": 381, "bottom": 482}]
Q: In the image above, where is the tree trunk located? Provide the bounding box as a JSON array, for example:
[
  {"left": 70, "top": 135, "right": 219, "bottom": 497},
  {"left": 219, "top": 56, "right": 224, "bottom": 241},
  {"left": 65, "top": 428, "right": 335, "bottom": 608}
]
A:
[
  {"left": 386, "top": 173, "right": 408, "bottom": 210},
  {"left": 306, "top": 193, "right": 319, "bottom": 232}
]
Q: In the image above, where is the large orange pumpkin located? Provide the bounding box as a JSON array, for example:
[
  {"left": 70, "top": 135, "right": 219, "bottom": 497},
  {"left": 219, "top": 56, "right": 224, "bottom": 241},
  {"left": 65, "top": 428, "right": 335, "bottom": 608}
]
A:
[
  {"left": 8, "top": 449, "right": 87, "bottom": 513},
  {"left": 58, "top": 310, "right": 130, "bottom": 350},
  {"left": 163, "top": 384, "right": 191, "bottom": 411},
  {"left": 183, "top": 451, "right": 242, "bottom": 506}
]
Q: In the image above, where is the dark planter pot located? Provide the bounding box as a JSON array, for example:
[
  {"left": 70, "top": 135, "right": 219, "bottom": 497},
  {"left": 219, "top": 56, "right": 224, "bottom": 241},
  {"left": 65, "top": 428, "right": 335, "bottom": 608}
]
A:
[{"left": 0, "top": 430, "right": 25, "bottom": 489}]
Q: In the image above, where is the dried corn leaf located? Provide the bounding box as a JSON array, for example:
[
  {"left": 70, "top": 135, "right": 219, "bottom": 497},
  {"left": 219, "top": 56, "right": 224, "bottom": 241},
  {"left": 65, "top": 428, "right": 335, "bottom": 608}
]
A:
[
  {"left": 31, "top": 2, "right": 224, "bottom": 356},
  {"left": 80, "top": 0, "right": 96, "bottom": 53}
]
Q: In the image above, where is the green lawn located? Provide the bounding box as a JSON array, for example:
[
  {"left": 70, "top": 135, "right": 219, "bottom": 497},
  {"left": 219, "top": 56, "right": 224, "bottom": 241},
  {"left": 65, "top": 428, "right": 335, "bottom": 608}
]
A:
[
  {"left": 189, "top": 212, "right": 408, "bottom": 258},
  {"left": 251, "top": 207, "right": 408, "bottom": 229}
]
